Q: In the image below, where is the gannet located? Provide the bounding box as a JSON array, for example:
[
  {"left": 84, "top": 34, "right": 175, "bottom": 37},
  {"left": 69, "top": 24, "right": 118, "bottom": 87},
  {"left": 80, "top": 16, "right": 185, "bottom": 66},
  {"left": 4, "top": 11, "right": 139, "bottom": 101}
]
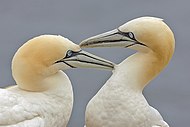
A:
[
  {"left": 0, "top": 35, "right": 114, "bottom": 127},
  {"left": 80, "top": 17, "right": 175, "bottom": 127}
]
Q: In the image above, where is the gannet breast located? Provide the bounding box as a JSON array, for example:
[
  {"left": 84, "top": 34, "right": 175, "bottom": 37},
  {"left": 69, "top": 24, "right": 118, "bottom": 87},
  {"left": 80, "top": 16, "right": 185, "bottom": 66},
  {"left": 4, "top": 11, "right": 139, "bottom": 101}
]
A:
[{"left": 0, "top": 89, "right": 44, "bottom": 126}]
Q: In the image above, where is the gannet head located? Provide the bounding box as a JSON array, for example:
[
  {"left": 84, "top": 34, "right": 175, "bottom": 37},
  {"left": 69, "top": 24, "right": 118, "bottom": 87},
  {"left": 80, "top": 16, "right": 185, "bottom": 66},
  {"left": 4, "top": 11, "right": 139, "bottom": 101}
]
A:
[
  {"left": 12, "top": 35, "right": 114, "bottom": 91},
  {"left": 80, "top": 17, "right": 175, "bottom": 64}
]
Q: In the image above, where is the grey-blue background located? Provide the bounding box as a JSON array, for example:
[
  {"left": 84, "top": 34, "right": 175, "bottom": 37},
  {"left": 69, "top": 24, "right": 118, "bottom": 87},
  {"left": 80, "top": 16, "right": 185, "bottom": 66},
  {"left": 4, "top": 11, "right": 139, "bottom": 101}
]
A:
[{"left": 0, "top": 0, "right": 188, "bottom": 126}]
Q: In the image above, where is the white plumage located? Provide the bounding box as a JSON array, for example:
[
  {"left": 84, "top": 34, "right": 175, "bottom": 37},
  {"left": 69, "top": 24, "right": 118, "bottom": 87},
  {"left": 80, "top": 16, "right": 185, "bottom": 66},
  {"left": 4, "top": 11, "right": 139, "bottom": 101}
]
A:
[
  {"left": 0, "top": 35, "right": 114, "bottom": 127},
  {"left": 0, "top": 71, "right": 72, "bottom": 127},
  {"left": 80, "top": 17, "right": 174, "bottom": 127}
]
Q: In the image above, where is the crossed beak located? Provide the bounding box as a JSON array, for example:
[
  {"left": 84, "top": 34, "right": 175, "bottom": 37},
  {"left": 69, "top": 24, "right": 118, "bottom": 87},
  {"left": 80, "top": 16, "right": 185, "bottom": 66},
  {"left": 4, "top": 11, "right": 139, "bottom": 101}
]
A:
[{"left": 56, "top": 50, "right": 115, "bottom": 70}]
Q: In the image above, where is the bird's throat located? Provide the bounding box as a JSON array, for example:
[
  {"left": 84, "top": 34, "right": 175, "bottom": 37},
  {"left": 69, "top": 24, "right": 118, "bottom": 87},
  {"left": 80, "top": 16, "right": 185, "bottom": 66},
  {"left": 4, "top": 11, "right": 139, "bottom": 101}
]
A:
[
  {"left": 15, "top": 71, "right": 70, "bottom": 92},
  {"left": 112, "top": 52, "right": 165, "bottom": 91}
]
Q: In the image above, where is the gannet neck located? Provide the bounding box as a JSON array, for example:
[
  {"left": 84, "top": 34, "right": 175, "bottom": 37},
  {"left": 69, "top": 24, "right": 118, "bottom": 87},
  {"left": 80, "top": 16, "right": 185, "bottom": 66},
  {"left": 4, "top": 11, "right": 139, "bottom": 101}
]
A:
[
  {"left": 80, "top": 17, "right": 175, "bottom": 90},
  {"left": 115, "top": 19, "right": 175, "bottom": 90},
  {"left": 113, "top": 51, "right": 167, "bottom": 91},
  {"left": 40, "top": 70, "right": 72, "bottom": 92}
]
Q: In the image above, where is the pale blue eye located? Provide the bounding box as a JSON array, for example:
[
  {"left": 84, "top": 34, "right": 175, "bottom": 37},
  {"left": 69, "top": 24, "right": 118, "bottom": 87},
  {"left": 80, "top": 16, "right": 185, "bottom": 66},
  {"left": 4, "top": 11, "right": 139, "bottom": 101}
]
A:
[
  {"left": 128, "top": 32, "right": 134, "bottom": 39},
  {"left": 67, "top": 50, "right": 73, "bottom": 57}
]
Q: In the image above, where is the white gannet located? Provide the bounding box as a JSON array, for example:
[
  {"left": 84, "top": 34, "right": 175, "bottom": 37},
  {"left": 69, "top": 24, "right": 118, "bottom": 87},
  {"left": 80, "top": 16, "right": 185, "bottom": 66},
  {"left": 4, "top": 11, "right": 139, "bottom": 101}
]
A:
[
  {"left": 0, "top": 35, "right": 114, "bottom": 127},
  {"left": 80, "top": 17, "right": 175, "bottom": 127}
]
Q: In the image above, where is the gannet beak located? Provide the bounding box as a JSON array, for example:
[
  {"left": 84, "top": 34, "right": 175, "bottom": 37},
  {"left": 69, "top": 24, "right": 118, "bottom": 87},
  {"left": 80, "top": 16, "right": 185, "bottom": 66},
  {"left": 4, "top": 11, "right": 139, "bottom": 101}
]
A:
[
  {"left": 56, "top": 50, "right": 114, "bottom": 70},
  {"left": 80, "top": 29, "right": 146, "bottom": 48}
]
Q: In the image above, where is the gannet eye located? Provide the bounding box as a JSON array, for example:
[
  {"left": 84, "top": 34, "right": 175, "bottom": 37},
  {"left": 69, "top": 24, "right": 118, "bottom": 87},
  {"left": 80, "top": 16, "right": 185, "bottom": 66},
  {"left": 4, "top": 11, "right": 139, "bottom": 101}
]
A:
[
  {"left": 128, "top": 32, "right": 134, "bottom": 39},
  {"left": 117, "top": 29, "right": 136, "bottom": 40},
  {"left": 66, "top": 50, "right": 73, "bottom": 57}
]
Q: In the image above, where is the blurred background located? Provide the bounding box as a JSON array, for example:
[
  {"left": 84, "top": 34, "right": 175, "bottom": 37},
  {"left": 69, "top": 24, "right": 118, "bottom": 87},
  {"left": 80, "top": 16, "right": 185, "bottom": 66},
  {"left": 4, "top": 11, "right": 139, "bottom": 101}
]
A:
[{"left": 0, "top": 0, "right": 189, "bottom": 126}]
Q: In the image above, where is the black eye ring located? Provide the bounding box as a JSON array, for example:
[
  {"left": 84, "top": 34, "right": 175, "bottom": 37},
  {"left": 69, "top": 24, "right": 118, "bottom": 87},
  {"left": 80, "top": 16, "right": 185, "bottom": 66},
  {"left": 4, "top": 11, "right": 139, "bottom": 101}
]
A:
[
  {"left": 128, "top": 32, "right": 134, "bottom": 39},
  {"left": 66, "top": 50, "right": 73, "bottom": 58},
  {"left": 117, "top": 29, "right": 136, "bottom": 40}
]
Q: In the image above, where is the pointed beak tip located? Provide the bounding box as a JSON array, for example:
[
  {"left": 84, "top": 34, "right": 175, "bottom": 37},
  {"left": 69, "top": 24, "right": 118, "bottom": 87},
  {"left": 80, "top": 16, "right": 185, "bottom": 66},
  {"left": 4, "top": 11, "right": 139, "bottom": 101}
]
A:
[
  {"left": 80, "top": 37, "right": 97, "bottom": 48},
  {"left": 109, "top": 62, "right": 116, "bottom": 69},
  {"left": 79, "top": 40, "right": 87, "bottom": 47}
]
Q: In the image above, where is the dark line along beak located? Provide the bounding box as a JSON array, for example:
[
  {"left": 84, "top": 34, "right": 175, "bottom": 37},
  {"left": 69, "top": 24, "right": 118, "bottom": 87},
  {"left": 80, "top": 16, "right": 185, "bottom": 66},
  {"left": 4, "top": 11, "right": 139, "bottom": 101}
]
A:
[
  {"left": 56, "top": 50, "right": 115, "bottom": 70},
  {"left": 79, "top": 29, "right": 146, "bottom": 48}
]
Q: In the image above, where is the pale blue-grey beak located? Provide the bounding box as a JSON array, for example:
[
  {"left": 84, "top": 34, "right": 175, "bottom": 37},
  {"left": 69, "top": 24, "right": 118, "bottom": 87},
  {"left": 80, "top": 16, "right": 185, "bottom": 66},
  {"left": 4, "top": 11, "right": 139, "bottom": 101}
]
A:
[
  {"left": 55, "top": 50, "right": 114, "bottom": 70},
  {"left": 80, "top": 29, "right": 146, "bottom": 48}
]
